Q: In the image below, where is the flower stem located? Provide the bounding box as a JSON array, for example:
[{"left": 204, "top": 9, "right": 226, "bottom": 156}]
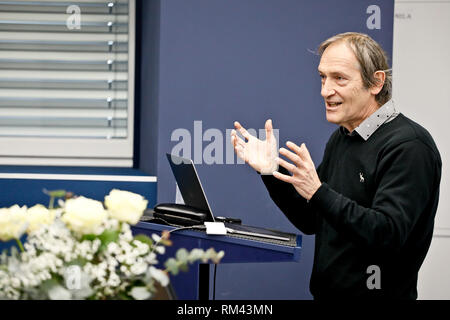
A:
[
  {"left": 49, "top": 196, "right": 55, "bottom": 210},
  {"left": 15, "top": 238, "right": 25, "bottom": 252}
]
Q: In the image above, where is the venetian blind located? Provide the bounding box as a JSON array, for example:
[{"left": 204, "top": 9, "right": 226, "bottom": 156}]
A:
[{"left": 0, "top": 0, "right": 135, "bottom": 166}]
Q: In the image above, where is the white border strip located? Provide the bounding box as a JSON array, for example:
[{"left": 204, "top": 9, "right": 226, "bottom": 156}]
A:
[{"left": 0, "top": 173, "right": 157, "bottom": 182}]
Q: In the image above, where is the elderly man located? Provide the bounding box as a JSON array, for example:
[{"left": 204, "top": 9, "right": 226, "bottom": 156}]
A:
[{"left": 231, "top": 32, "right": 441, "bottom": 299}]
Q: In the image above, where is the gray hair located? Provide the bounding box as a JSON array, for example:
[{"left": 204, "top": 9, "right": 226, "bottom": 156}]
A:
[{"left": 318, "top": 32, "right": 392, "bottom": 106}]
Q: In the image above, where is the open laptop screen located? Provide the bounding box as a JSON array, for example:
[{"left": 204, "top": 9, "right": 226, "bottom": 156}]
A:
[
  {"left": 166, "top": 153, "right": 215, "bottom": 222},
  {"left": 165, "top": 153, "right": 294, "bottom": 243}
]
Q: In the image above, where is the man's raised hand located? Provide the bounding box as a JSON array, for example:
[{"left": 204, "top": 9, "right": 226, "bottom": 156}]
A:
[{"left": 230, "top": 119, "right": 278, "bottom": 175}]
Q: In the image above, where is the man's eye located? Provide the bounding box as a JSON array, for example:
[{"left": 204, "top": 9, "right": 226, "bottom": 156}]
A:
[{"left": 336, "top": 76, "right": 345, "bottom": 81}]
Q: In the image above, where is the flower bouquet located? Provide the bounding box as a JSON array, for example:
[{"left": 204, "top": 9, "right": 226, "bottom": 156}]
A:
[{"left": 0, "top": 189, "right": 224, "bottom": 300}]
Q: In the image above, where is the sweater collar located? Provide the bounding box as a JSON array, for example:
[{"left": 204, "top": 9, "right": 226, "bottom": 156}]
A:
[{"left": 340, "top": 99, "right": 398, "bottom": 141}]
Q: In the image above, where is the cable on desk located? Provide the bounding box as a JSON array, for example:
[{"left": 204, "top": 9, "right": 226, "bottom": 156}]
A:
[{"left": 148, "top": 223, "right": 206, "bottom": 255}]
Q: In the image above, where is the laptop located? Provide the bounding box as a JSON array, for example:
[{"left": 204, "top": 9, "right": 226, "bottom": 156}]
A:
[{"left": 166, "top": 153, "right": 292, "bottom": 242}]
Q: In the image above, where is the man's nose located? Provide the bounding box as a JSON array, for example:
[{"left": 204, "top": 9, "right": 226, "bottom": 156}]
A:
[{"left": 321, "top": 79, "right": 335, "bottom": 97}]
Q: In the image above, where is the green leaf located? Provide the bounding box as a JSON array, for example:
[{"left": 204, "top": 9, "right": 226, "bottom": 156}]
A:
[
  {"left": 212, "top": 250, "right": 225, "bottom": 264},
  {"left": 98, "top": 229, "right": 120, "bottom": 251},
  {"left": 39, "top": 276, "right": 61, "bottom": 293},
  {"left": 1, "top": 249, "right": 8, "bottom": 264},
  {"left": 179, "top": 262, "right": 189, "bottom": 273},
  {"left": 175, "top": 248, "right": 189, "bottom": 262},
  {"left": 116, "top": 292, "right": 133, "bottom": 300},
  {"left": 187, "top": 248, "right": 204, "bottom": 263},
  {"left": 164, "top": 258, "right": 179, "bottom": 275},
  {"left": 67, "top": 257, "right": 88, "bottom": 267},
  {"left": 44, "top": 189, "right": 67, "bottom": 198},
  {"left": 48, "top": 285, "right": 72, "bottom": 300},
  {"left": 80, "top": 234, "right": 97, "bottom": 242},
  {"left": 10, "top": 246, "right": 18, "bottom": 258},
  {"left": 133, "top": 234, "right": 153, "bottom": 247}
]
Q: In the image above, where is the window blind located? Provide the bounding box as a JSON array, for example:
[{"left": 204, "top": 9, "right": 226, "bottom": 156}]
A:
[{"left": 0, "top": 0, "right": 135, "bottom": 166}]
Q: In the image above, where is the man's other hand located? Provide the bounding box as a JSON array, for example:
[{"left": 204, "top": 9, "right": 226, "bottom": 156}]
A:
[{"left": 274, "top": 141, "right": 322, "bottom": 200}]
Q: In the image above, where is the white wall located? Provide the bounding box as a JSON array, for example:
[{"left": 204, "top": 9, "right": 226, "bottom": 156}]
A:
[{"left": 392, "top": 0, "right": 450, "bottom": 299}]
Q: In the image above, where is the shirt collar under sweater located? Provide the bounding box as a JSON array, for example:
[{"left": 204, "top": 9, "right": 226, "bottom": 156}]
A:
[{"left": 340, "top": 99, "right": 399, "bottom": 141}]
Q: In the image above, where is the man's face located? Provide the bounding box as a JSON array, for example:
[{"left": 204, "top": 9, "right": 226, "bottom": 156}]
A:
[{"left": 318, "top": 41, "right": 376, "bottom": 132}]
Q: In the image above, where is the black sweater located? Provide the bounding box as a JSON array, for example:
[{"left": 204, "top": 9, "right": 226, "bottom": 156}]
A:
[{"left": 262, "top": 113, "right": 442, "bottom": 299}]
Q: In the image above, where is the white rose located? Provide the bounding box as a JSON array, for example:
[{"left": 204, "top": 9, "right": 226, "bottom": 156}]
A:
[
  {"left": 104, "top": 189, "right": 148, "bottom": 225},
  {"left": 61, "top": 197, "right": 107, "bottom": 235},
  {"left": 25, "top": 204, "right": 56, "bottom": 234},
  {"left": 0, "top": 205, "right": 28, "bottom": 241}
]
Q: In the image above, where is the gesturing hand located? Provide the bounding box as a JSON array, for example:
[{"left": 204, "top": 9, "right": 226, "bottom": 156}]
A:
[
  {"left": 273, "top": 141, "right": 322, "bottom": 200},
  {"left": 230, "top": 119, "right": 278, "bottom": 175}
]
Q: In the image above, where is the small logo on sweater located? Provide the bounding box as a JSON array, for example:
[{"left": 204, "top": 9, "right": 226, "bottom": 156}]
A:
[{"left": 359, "top": 172, "right": 365, "bottom": 183}]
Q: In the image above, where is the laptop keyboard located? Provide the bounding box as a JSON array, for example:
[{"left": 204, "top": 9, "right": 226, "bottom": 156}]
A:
[{"left": 139, "top": 215, "right": 298, "bottom": 247}]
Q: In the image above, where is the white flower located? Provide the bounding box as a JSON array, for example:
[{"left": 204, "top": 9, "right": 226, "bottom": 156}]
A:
[
  {"left": 130, "top": 259, "right": 147, "bottom": 275},
  {"left": 151, "top": 234, "right": 161, "bottom": 243},
  {"left": 149, "top": 266, "right": 169, "bottom": 287},
  {"left": 0, "top": 205, "right": 28, "bottom": 241},
  {"left": 104, "top": 189, "right": 148, "bottom": 224},
  {"left": 25, "top": 204, "right": 55, "bottom": 234},
  {"left": 0, "top": 189, "right": 226, "bottom": 300},
  {"left": 10, "top": 277, "right": 21, "bottom": 288},
  {"left": 61, "top": 197, "right": 107, "bottom": 235},
  {"left": 48, "top": 285, "right": 72, "bottom": 300},
  {"left": 130, "top": 286, "right": 151, "bottom": 300},
  {"left": 155, "top": 246, "right": 165, "bottom": 254},
  {"left": 107, "top": 242, "right": 119, "bottom": 254},
  {"left": 64, "top": 267, "right": 94, "bottom": 300},
  {"left": 107, "top": 273, "right": 120, "bottom": 287},
  {"left": 146, "top": 252, "right": 158, "bottom": 265}
]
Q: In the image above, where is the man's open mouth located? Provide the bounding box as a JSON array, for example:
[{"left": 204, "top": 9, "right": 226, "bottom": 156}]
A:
[{"left": 327, "top": 101, "right": 342, "bottom": 107}]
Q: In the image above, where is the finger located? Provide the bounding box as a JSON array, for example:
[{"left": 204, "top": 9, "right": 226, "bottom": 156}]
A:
[
  {"left": 276, "top": 156, "right": 297, "bottom": 174},
  {"left": 230, "top": 129, "right": 237, "bottom": 146},
  {"left": 232, "top": 132, "right": 246, "bottom": 149},
  {"left": 231, "top": 129, "right": 245, "bottom": 147},
  {"left": 299, "top": 143, "right": 314, "bottom": 163},
  {"left": 232, "top": 130, "right": 246, "bottom": 147},
  {"left": 234, "top": 121, "right": 251, "bottom": 140},
  {"left": 235, "top": 145, "right": 245, "bottom": 160},
  {"left": 234, "top": 136, "right": 246, "bottom": 150},
  {"left": 285, "top": 140, "right": 305, "bottom": 159},
  {"left": 231, "top": 136, "right": 237, "bottom": 150},
  {"left": 272, "top": 170, "right": 294, "bottom": 184},
  {"left": 265, "top": 119, "right": 273, "bottom": 139},
  {"left": 279, "top": 147, "right": 302, "bottom": 167}
]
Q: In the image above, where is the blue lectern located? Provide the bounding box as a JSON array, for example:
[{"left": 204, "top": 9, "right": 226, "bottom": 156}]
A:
[{"left": 132, "top": 221, "right": 302, "bottom": 300}]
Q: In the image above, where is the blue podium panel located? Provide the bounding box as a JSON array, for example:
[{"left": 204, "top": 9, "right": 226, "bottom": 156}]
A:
[{"left": 132, "top": 221, "right": 302, "bottom": 300}]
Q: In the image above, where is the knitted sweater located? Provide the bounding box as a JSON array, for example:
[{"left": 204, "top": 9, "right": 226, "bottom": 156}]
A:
[{"left": 262, "top": 113, "right": 442, "bottom": 299}]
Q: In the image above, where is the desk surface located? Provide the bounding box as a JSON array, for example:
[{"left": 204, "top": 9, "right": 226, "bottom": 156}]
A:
[{"left": 134, "top": 221, "right": 302, "bottom": 264}]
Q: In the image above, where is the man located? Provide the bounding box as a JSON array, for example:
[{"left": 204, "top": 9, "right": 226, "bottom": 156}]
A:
[{"left": 230, "top": 32, "right": 441, "bottom": 299}]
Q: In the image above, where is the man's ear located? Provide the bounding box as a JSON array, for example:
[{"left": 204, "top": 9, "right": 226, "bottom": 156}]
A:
[{"left": 370, "top": 70, "right": 386, "bottom": 95}]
